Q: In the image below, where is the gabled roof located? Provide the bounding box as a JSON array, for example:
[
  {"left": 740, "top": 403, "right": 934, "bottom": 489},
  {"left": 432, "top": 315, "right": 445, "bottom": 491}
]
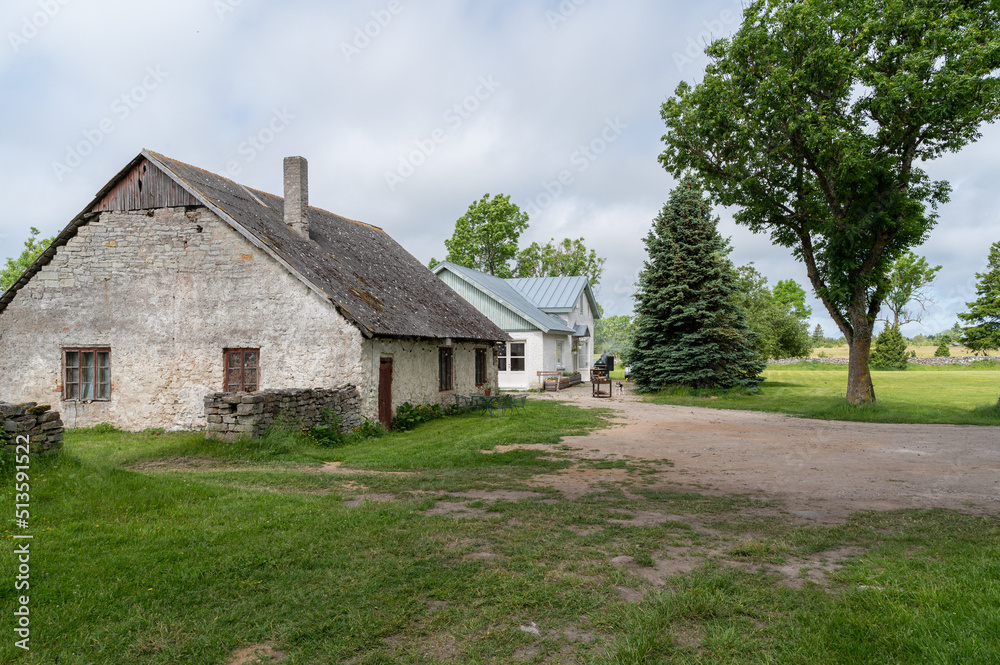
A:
[
  {"left": 507, "top": 275, "right": 600, "bottom": 317},
  {"left": 432, "top": 262, "right": 575, "bottom": 334},
  {"left": 0, "top": 150, "right": 509, "bottom": 343}
]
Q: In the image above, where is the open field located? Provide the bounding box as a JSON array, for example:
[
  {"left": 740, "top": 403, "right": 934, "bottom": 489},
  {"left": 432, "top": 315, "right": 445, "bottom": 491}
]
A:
[
  {"left": 644, "top": 361, "right": 1000, "bottom": 426},
  {"left": 810, "top": 345, "right": 978, "bottom": 358},
  {"left": 2, "top": 394, "right": 999, "bottom": 664}
]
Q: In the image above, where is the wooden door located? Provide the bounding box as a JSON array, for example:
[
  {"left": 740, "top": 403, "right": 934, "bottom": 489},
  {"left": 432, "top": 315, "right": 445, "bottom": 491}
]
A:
[{"left": 378, "top": 357, "right": 393, "bottom": 429}]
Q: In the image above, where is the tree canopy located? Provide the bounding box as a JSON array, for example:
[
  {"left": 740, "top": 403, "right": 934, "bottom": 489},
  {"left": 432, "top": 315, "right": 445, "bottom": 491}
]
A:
[
  {"left": 631, "top": 176, "right": 765, "bottom": 390},
  {"left": 660, "top": 0, "right": 1000, "bottom": 404},
  {"left": 594, "top": 314, "right": 634, "bottom": 362},
  {"left": 1, "top": 227, "right": 55, "bottom": 292},
  {"left": 958, "top": 241, "right": 1000, "bottom": 353},
  {"left": 880, "top": 251, "right": 942, "bottom": 328},
  {"left": 734, "top": 266, "right": 813, "bottom": 360},
  {"left": 514, "top": 237, "right": 606, "bottom": 287},
  {"left": 436, "top": 193, "right": 529, "bottom": 278}
]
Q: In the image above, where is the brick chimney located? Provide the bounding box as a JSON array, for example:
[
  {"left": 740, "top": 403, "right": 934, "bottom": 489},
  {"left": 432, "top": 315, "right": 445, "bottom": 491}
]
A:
[{"left": 283, "top": 156, "right": 309, "bottom": 238}]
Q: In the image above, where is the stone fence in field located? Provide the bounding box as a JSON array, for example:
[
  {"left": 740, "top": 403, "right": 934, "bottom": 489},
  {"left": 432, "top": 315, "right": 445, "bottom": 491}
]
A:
[
  {"left": 770, "top": 356, "right": 998, "bottom": 366},
  {"left": 204, "top": 386, "right": 361, "bottom": 442},
  {"left": 0, "top": 402, "right": 64, "bottom": 456}
]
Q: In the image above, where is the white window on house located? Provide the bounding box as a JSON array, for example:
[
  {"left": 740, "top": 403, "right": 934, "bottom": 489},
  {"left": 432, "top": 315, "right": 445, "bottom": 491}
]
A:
[
  {"left": 63, "top": 348, "right": 111, "bottom": 401},
  {"left": 498, "top": 342, "right": 526, "bottom": 372},
  {"left": 556, "top": 341, "right": 564, "bottom": 369}
]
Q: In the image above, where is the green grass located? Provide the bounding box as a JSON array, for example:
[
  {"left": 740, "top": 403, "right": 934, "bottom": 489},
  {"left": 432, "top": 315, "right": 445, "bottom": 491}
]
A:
[
  {"left": 645, "top": 362, "right": 1000, "bottom": 425},
  {"left": 2, "top": 399, "right": 999, "bottom": 663}
]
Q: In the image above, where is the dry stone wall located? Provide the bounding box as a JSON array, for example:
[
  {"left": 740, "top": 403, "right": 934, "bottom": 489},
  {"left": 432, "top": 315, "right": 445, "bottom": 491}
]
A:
[
  {"left": 770, "top": 356, "right": 998, "bottom": 366},
  {"left": 1, "top": 402, "right": 63, "bottom": 456},
  {"left": 204, "top": 386, "right": 361, "bottom": 442}
]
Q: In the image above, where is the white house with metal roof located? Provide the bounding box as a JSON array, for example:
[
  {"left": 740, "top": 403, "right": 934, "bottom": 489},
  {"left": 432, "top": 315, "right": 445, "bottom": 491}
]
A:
[{"left": 432, "top": 262, "right": 599, "bottom": 390}]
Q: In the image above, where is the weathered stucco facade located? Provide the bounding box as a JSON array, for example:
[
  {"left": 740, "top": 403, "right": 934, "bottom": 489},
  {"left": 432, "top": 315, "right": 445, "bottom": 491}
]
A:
[
  {"left": 0, "top": 206, "right": 365, "bottom": 430},
  {"left": 0, "top": 151, "right": 508, "bottom": 432}
]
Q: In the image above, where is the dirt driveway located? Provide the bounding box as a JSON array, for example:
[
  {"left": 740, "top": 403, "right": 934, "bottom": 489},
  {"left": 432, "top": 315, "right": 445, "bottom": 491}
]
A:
[{"left": 533, "top": 383, "right": 1000, "bottom": 521}]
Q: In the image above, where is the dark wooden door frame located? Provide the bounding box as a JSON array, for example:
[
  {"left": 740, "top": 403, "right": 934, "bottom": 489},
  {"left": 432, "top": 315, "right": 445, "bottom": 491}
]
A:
[{"left": 378, "top": 357, "right": 393, "bottom": 429}]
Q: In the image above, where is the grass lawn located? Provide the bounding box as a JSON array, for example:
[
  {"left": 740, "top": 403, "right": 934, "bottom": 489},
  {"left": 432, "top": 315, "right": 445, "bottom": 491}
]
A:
[
  {"left": 645, "top": 362, "right": 1000, "bottom": 426},
  {"left": 2, "top": 399, "right": 999, "bottom": 663}
]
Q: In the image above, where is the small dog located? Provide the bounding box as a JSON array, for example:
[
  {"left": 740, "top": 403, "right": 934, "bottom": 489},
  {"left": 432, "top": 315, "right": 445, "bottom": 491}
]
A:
[{"left": 616, "top": 381, "right": 624, "bottom": 394}]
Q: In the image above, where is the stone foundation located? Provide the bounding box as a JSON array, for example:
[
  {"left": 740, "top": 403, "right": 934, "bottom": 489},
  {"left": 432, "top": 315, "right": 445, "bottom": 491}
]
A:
[
  {"left": 204, "top": 386, "right": 361, "bottom": 442},
  {"left": 1, "top": 402, "right": 64, "bottom": 456}
]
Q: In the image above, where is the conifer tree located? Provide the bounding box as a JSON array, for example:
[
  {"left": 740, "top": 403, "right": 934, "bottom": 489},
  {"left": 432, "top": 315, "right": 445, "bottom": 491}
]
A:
[
  {"left": 958, "top": 241, "right": 1000, "bottom": 354},
  {"left": 870, "top": 324, "right": 909, "bottom": 370},
  {"left": 934, "top": 338, "right": 951, "bottom": 357},
  {"left": 631, "top": 176, "right": 765, "bottom": 390}
]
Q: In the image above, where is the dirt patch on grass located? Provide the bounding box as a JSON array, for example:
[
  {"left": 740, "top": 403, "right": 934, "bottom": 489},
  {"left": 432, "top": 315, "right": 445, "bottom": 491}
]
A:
[
  {"left": 425, "top": 500, "right": 493, "bottom": 519},
  {"left": 128, "top": 457, "right": 232, "bottom": 471},
  {"left": 317, "top": 461, "right": 414, "bottom": 476},
  {"left": 227, "top": 642, "right": 285, "bottom": 665}
]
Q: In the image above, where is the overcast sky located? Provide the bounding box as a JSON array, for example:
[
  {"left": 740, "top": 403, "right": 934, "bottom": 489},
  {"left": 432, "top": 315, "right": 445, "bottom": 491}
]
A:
[{"left": 2, "top": 0, "right": 998, "bottom": 337}]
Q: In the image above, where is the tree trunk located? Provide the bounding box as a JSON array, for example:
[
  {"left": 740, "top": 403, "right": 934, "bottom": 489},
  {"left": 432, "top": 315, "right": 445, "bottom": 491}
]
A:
[{"left": 846, "top": 306, "right": 876, "bottom": 405}]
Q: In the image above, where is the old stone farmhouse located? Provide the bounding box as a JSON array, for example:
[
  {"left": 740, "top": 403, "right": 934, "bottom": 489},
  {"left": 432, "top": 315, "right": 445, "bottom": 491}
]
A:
[{"left": 0, "top": 150, "right": 509, "bottom": 430}]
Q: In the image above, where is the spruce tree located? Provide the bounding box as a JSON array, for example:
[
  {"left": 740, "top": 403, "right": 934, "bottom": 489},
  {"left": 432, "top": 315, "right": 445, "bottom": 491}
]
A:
[
  {"left": 933, "top": 339, "right": 951, "bottom": 357},
  {"left": 869, "top": 324, "right": 909, "bottom": 370},
  {"left": 631, "top": 176, "right": 765, "bottom": 390},
  {"left": 958, "top": 241, "right": 1000, "bottom": 354}
]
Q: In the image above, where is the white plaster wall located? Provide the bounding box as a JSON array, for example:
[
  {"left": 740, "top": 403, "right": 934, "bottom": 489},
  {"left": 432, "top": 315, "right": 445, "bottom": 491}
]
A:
[
  {"left": 0, "top": 207, "right": 365, "bottom": 430},
  {"left": 558, "top": 292, "right": 596, "bottom": 379},
  {"left": 362, "top": 338, "right": 498, "bottom": 415}
]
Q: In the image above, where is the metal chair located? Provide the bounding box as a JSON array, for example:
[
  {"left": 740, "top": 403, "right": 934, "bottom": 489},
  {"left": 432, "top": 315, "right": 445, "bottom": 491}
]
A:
[{"left": 511, "top": 394, "right": 527, "bottom": 414}]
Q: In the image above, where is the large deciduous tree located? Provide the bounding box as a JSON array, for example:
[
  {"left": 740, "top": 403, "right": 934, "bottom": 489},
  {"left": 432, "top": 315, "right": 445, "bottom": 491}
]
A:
[
  {"left": 660, "top": 0, "right": 1000, "bottom": 405},
  {"left": 1, "top": 227, "right": 55, "bottom": 292},
  {"left": 631, "top": 176, "right": 765, "bottom": 390},
  {"left": 880, "top": 251, "right": 942, "bottom": 328},
  {"left": 514, "top": 237, "right": 606, "bottom": 287},
  {"left": 436, "top": 193, "right": 529, "bottom": 277},
  {"left": 958, "top": 241, "right": 1000, "bottom": 354}
]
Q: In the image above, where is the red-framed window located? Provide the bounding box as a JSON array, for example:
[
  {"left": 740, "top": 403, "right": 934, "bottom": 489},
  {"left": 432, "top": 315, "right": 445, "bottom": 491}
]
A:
[
  {"left": 63, "top": 348, "right": 111, "bottom": 401},
  {"left": 475, "top": 348, "right": 487, "bottom": 387},
  {"left": 438, "top": 347, "right": 453, "bottom": 392},
  {"left": 225, "top": 348, "right": 260, "bottom": 392}
]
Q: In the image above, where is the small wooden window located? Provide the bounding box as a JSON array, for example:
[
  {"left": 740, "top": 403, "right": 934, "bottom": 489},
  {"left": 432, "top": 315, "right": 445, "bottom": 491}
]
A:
[
  {"left": 438, "top": 347, "right": 453, "bottom": 392},
  {"left": 475, "top": 348, "right": 487, "bottom": 387},
  {"left": 225, "top": 348, "right": 260, "bottom": 392},
  {"left": 63, "top": 348, "right": 111, "bottom": 401},
  {"left": 498, "top": 342, "right": 526, "bottom": 373}
]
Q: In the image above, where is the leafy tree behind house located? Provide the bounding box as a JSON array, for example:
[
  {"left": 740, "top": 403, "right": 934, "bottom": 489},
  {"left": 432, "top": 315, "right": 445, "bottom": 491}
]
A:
[
  {"left": 631, "top": 176, "right": 765, "bottom": 390},
  {"left": 880, "top": 251, "right": 942, "bottom": 328},
  {"left": 432, "top": 193, "right": 529, "bottom": 277},
  {"left": 660, "top": 0, "right": 1000, "bottom": 405},
  {"left": 514, "top": 237, "right": 606, "bottom": 287},
  {"left": 734, "top": 265, "right": 812, "bottom": 360},
  {"left": 594, "top": 314, "right": 634, "bottom": 362},
  {"left": 1, "top": 227, "right": 55, "bottom": 292},
  {"left": 811, "top": 325, "right": 825, "bottom": 345},
  {"left": 958, "top": 240, "right": 1000, "bottom": 354}
]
